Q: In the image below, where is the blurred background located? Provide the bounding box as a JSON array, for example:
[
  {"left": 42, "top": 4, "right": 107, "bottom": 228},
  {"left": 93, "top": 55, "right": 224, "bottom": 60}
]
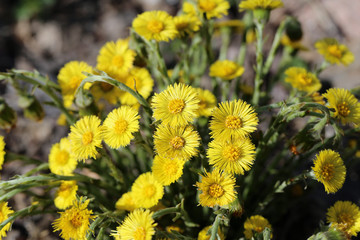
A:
[{"left": 0, "top": 0, "right": 359, "bottom": 239}]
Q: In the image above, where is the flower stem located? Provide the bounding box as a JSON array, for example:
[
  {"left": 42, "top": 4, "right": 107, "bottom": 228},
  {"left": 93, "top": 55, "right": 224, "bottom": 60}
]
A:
[{"left": 210, "top": 214, "right": 222, "bottom": 240}]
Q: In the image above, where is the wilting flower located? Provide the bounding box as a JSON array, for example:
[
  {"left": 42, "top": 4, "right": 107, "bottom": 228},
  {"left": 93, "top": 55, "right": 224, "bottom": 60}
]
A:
[{"left": 244, "top": 215, "right": 272, "bottom": 239}]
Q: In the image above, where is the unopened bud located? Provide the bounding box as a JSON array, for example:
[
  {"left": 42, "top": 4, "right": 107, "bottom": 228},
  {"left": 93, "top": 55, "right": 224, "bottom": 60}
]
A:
[{"left": 0, "top": 97, "right": 17, "bottom": 130}]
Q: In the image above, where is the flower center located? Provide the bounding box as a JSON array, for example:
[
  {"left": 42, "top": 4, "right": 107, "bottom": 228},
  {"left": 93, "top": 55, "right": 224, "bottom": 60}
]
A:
[
  {"left": 321, "top": 163, "right": 334, "bottom": 181},
  {"left": 112, "top": 55, "right": 124, "bottom": 68},
  {"left": 338, "top": 213, "right": 354, "bottom": 232},
  {"left": 337, "top": 102, "right": 350, "bottom": 117},
  {"left": 100, "top": 82, "right": 114, "bottom": 92},
  {"left": 170, "top": 136, "right": 185, "bottom": 149},
  {"left": 82, "top": 131, "right": 93, "bottom": 146},
  {"left": 223, "top": 145, "right": 241, "bottom": 162},
  {"left": 222, "top": 64, "right": 237, "bottom": 77},
  {"left": 147, "top": 20, "right": 164, "bottom": 33},
  {"left": 298, "top": 73, "right": 313, "bottom": 86},
  {"left": 327, "top": 45, "right": 342, "bottom": 58},
  {"left": 70, "top": 75, "right": 83, "bottom": 90},
  {"left": 114, "top": 119, "right": 128, "bottom": 135},
  {"left": 168, "top": 99, "right": 186, "bottom": 114},
  {"left": 57, "top": 150, "right": 69, "bottom": 165},
  {"left": 70, "top": 212, "right": 83, "bottom": 228},
  {"left": 144, "top": 184, "right": 156, "bottom": 198},
  {"left": 225, "top": 115, "right": 242, "bottom": 129},
  {"left": 133, "top": 226, "right": 146, "bottom": 240},
  {"left": 208, "top": 183, "right": 224, "bottom": 198},
  {"left": 199, "top": 0, "right": 216, "bottom": 11}
]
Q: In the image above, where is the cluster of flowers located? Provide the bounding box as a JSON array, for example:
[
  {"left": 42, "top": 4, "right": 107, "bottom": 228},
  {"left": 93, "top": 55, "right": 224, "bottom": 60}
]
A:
[{"left": 1, "top": 0, "right": 360, "bottom": 239}]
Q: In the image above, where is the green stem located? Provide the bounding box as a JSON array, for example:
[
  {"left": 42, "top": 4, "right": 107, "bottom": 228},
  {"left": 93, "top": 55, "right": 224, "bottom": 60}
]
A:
[
  {"left": 315, "top": 61, "right": 330, "bottom": 75},
  {"left": 219, "top": 28, "right": 231, "bottom": 60},
  {"left": 153, "top": 42, "right": 171, "bottom": 85},
  {"left": 210, "top": 214, "right": 222, "bottom": 240},
  {"left": 153, "top": 205, "right": 181, "bottom": 219},
  {"left": 5, "top": 152, "right": 43, "bottom": 165}
]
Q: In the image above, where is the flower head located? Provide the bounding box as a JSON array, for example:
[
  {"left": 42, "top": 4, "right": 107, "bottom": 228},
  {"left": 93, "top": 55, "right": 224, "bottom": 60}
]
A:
[
  {"left": 90, "top": 82, "right": 123, "bottom": 104},
  {"left": 96, "top": 39, "right": 136, "bottom": 78},
  {"left": 0, "top": 136, "right": 5, "bottom": 170},
  {"left": 112, "top": 209, "right": 156, "bottom": 240},
  {"left": 315, "top": 38, "right": 354, "bottom": 66},
  {"left": 312, "top": 149, "right": 346, "bottom": 194},
  {"left": 197, "top": 0, "right": 230, "bottom": 19},
  {"left": 209, "top": 60, "right": 244, "bottom": 80},
  {"left": 115, "top": 192, "right": 138, "bottom": 212},
  {"left": 54, "top": 181, "right": 78, "bottom": 210},
  {"left": 152, "top": 155, "right": 185, "bottom": 186},
  {"left": 132, "top": 11, "right": 177, "bottom": 42},
  {"left": 154, "top": 124, "right": 200, "bottom": 160},
  {"left": 284, "top": 67, "right": 321, "bottom": 93},
  {"left": 198, "top": 225, "right": 225, "bottom": 240},
  {"left": 244, "top": 215, "right": 272, "bottom": 239},
  {"left": 131, "top": 172, "right": 164, "bottom": 209},
  {"left": 322, "top": 88, "right": 360, "bottom": 125},
  {"left": 57, "top": 61, "right": 93, "bottom": 108},
  {"left": 69, "top": 115, "right": 103, "bottom": 161},
  {"left": 196, "top": 169, "right": 236, "bottom": 207},
  {"left": 239, "top": 0, "right": 283, "bottom": 11},
  {"left": 53, "top": 197, "right": 96, "bottom": 240},
  {"left": 210, "top": 100, "right": 258, "bottom": 141},
  {"left": 0, "top": 201, "right": 14, "bottom": 239},
  {"left": 152, "top": 83, "right": 200, "bottom": 127},
  {"left": 208, "top": 138, "right": 256, "bottom": 175},
  {"left": 327, "top": 201, "right": 360, "bottom": 237},
  {"left": 174, "top": 14, "right": 202, "bottom": 37},
  {"left": 103, "top": 106, "right": 140, "bottom": 149},
  {"left": 196, "top": 88, "right": 217, "bottom": 117},
  {"left": 49, "top": 137, "right": 77, "bottom": 176}
]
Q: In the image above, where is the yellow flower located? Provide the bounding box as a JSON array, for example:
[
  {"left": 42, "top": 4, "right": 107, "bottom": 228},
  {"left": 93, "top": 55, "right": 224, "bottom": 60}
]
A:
[
  {"left": 112, "top": 209, "right": 156, "bottom": 240},
  {"left": 284, "top": 67, "right": 321, "bottom": 93},
  {"left": 68, "top": 115, "right": 103, "bottom": 161},
  {"left": 196, "top": 169, "right": 236, "bottom": 208},
  {"left": 174, "top": 14, "right": 202, "bottom": 37},
  {"left": 322, "top": 88, "right": 360, "bottom": 125},
  {"left": 210, "top": 100, "right": 258, "bottom": 141},
  {"left": 132, "top": 11, "right": 178, "bottom": 42},
  {"left": 115, "top": 192, "right": 138, "bottom": 212},
  {"left": 152, "top": 83, "right": 200, "bottom": 127},
  {"left": 281, "top": 34, "right": 307, "bottom": 50},
  {"left": 239, "top": 0, "right": 284, "bottom": 11},
  {"left": 53, "top": 197, "right": 96, "bottom": 240},
  {"left": 244, "top": 215, "right": 272, "bottom": 239},
  {"left": 210, "top": 60, "right": 245, "bottom": 80},
  {"left": 90, "top": 82, "right": 122, "bottom": 104},
  {"left": 57, "top": 61, "right": 93, "bottom": 108},
  {"left": 312, "top": 149, "right": 346, "bottom": 194},
  {"left": 121, "top": 67, "right": 154, "bottom": 106},
  {"left": 197, "top": 0, "right": 230, "bottom": 19},
  {"left": 0, "top": 201, "right": 14, "bottom": 239},
  {"left": 198, "top": 225, "right": 225, "bottom": 240},
  {"left": 49, "top": 137, "right": 77, "bottom": 176},
  {"left": 154, "top": 124, "right": 200, "bottom": 160},
  {"left": 131, "top": 172, "right": 164, "bottom": 209},
  {"left": 54, "top": 181, "right": 78, "bottom": 210},
  {"left": 103, "top": 106, "right": 140, "bottom": 149},
  {"left": 327, "top": 201, "right": 360, "bottom": 237},
  {"left": 96, "top": 39, "right": 136, "bottom": 78},
  {"left": 183, "top": 2, "right": 197, "bottom": 16},
  {"left": 214, "top": 20, "right": 245, "bottom": 34},
  {"left": 315, "top": 38, "right": 354, "bottom": 66},
  {"left": 57, "top": 113, "right": 68, "bottom": 126},
  {"left": 152, "top": 155, "right": 185, "bottom": 186},
  {"left": 207, "top": 138, "right": 256, "bottom": 175},
  {"left": 196, "top": 88, "right": 217, "bottom": 117},
  {"left": 0, "top": 136, "right": 5, "bottom": 170}
]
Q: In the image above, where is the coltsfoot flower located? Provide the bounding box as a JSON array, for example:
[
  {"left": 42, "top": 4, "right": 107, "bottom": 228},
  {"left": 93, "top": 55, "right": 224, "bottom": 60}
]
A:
[
  {"left": 69, "top": 115, "right": 103, "bottom": 161},
  {"left": 53, "top": 197, "right": 96, "bottom": 240},
  {"left": 197, "top": 0, "right": 230, "bottom": 19},
  {"left": 90, "top": 81, "right": 123, "bottom": 104},
  {"left": 210, "top": 99, "right": 258, "bottom": 141},
  {"left": 152, "top": 155, "right": 185, "bottom": 186},
  {"left": 312, "top": 149, "right": 346, "bottom": 194},
  {"left": 284, "top": 67, "right": 321, "bottom": 93},
  {"left": 0, "top": 201, "right": 14, "bottom": 239},
  {"left": 244, "top": 215, "right": 272, "bottom": 239},
  {"left": 196, "top": 169, "right": 236, "bottom": 207},
  {"left": 327, "top": 201, "right": 360, "bottom": 237},
  {"left": 54, "top": 181, "right": 78, "bottom": 210},
  {"left": 210, "top": 60, "right": 244, "bottom": 80},
  {"left": 154, "top": 124, "right": 200, "bottom": 160},
  {"left": 0, "top": 136, "right": 5, "bottom": 170},
  {"left": 49, "top": 137, "right": 77, "bottom": 176},
  {"left": 239, "top": 0, "right": 283, "bottom": 11},
  {"left": 198, "top": 225, "right": 225, "bottom": 240},
  {"left": 132, "top": 11, "right": 177, "bottom": 42},
  {"left": 102, "top": 106, "right": 140, "bottom": 149},
  {"left": 196, "top": 88, "right": 217, "bottom": 117},
  {"left": 322, "top": 88, "right": 360, "bottom": 125},
  {"left": 152, "top": 83, "right": 199, "bottom": 127},
  {"left": 112, "top": 209, "right": 156, "bottom": 240},
  {"left": 115, "top": 192, "right": 138, "bottom": 212},
  {"left": 315, "top": 38, "right": 354, "bottom": 66},
  {"left": 174, "top": 14, "right": 202, "bottom": 37}
]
